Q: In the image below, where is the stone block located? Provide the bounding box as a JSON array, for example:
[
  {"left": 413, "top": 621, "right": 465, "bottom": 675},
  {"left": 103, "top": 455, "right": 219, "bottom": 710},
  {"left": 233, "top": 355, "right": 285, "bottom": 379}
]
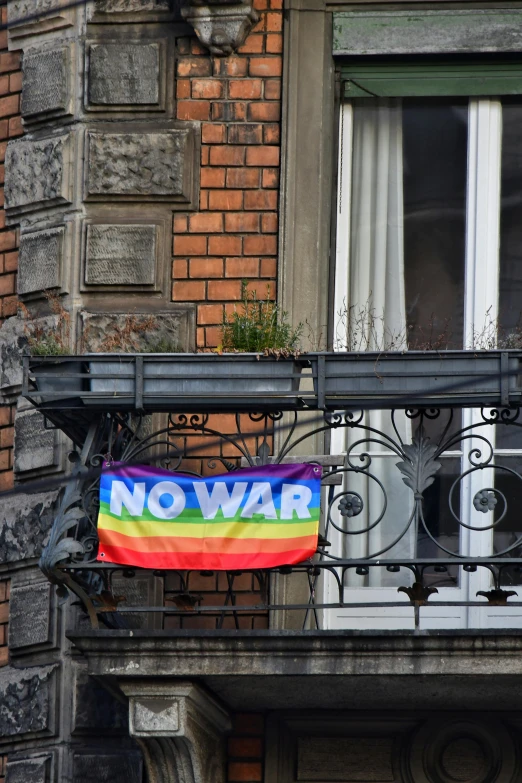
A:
[
  {"left": 18, "top": 227, "right": 64, "bottom": 296},
  {"left": 94, "top": 0, "right": 169, "bottom": 11},
  {"left": 5, "top": 133, "right": 73, "bottom": 215},
  {"left": 8, "top": 0, "right": 73, "bottom": 37},
  {"left": 22, "top": 48, "right": 69, "bottom": 120},
  {"left": 9, "top": 583, "right": 52, "bottom": 651},
  {"left": 0, "top": 315, "right": 58, "bottom": 400},
  {"left": 88, "top": 43, "right": 160, "bottom": 106},
  {"left": 85, "top": 224, "right": 156, "bottom": 286},
  {"left": 85, "top": 128, "right": 196, "bottom": 203},
  {"left": 81, "top": 310, "right": 192, "bottom": 352},
  {"left": 72, "top": 665, "right": 128, "bottom": 733},
  {"left": 0, "top": 665, "right": 56, "bottom": 740},
  {"left": 72, "top": 753, "right": 142, "bottom": 783},
  {"left": 0, "top": 490, "right": 58, "bottom": 564},
  {"left": 133, "top": 699, "right": 179, "bottom": 734},
  {"left": 14, "top": 408, "right": 57, "bottom": 473},
  {"left": 5, "top": 755, "right": 51, "bottom": 783}
]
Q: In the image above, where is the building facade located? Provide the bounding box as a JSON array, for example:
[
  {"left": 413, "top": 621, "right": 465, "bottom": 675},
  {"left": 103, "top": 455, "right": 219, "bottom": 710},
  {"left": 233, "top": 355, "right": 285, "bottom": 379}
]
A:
[{"left": 2, "top": 0, "right": 522, "bottom": 782}]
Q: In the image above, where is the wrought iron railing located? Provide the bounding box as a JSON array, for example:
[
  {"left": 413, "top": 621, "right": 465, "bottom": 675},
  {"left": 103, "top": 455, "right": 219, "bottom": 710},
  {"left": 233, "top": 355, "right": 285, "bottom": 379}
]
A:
[{"left": 21, "top": 354, "right": 522, "bottom": 630}]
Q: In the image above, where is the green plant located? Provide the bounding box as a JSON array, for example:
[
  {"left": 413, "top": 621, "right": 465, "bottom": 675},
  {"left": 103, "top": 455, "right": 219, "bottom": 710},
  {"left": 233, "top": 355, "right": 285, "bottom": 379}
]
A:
[
  {"left": 21, "top": 290, "right": 71, "bottom": 356},
  {"left": 220, "top": 282, "right": 303, "bottom": 355}
]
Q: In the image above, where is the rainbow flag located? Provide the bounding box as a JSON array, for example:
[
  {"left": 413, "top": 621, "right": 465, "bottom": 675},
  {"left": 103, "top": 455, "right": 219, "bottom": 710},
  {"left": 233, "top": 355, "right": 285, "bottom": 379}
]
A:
[{"left": 96, "top": 462, "right": 322, "bottom": 570}]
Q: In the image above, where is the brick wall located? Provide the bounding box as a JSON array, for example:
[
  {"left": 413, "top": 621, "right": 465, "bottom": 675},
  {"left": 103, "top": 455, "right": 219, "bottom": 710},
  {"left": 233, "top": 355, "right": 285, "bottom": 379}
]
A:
[
  {"left": 228, "top": 713, "right": 265, "bottom": 783},
  {"left": 0, "top": 0, "right": 21, "bottom": 494},
  {"left": 172, "top": 0, "right": 282, "bottom": 349}
]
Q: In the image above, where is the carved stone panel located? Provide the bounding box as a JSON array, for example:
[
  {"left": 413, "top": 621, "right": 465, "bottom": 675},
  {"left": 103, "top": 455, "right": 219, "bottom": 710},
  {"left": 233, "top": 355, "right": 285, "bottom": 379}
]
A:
[
  {"left": 88, "top": 42, "right": 161, "bottom": 107},
  {"left": 8, "top": 0, "right": 73, "bottom": 38},
  {"left": 0, "top": 665, "right": 56, "bottom": 740},
  {"left": 9, "top": 582, "right": 52, "bottom": 652},
  {"left": 72, "top": 753, "right": 142, "bottom": 783},
  {"left": 21, "top": 47, "right": 70, "bottom": 120},
  {"left": 0, "top": 490, "right": 58, "bottom": 564},
  {"left": 85, "top": 128, "right": 197, "bottom": 204},
  {"left": 18, "top": 226, "right": 64, "bottom": 296},
  {"left": 81, "top": 310, "right": 193, "bottom": 352},
  {"left": 85, "top": 224, "right": 156, "bottom": 286},
  {"left": 297, "top": 737, "right": 395, "bottom": 781},
  {"left": 5, "top": 133, "right": 73, "bottom": 216},
  {"left": 133, "top": 699, "right": 180, "bottom": 734},
  {"left": 94, "top": 0, "right": 170, "bottom": 11},
  {"left": 14, "top": 408, "right": 57, "bottom": 473},
  {"left": 5, "top": 755, "right": 52, "bottom": 783}
]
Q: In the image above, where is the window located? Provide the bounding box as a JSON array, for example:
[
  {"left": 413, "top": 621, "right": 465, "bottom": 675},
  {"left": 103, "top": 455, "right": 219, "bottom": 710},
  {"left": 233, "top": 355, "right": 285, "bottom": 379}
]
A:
[{"left": 326, "top": 63, "right": 522, "bottom": 630}]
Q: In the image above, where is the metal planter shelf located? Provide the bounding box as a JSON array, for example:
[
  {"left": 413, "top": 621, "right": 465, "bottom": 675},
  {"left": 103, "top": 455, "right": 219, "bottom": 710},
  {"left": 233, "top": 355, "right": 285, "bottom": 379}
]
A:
[{"left": 22, "top": 350, "right": 522, "bottom": 412}]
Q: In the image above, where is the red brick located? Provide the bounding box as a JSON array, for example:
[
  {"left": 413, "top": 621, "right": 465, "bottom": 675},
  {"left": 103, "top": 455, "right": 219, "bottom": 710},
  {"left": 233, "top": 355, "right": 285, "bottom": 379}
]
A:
[
  {"left": 231, "top": 714, "right": 265, "bottom": 734},
  {"left": 0, "top": 232, "right": 16, "bottom": 253},
  {"left": 202, "top": 123, "right": 226, "bottom": 143},
  {"left": 208, "top": 235, "right": 242, "bottom": 256},
  {"left": 270, "top": 0, "right": 283, "bottom": 7},
  {"left": 225, "top": 212, "right": 260, "bottom": 232},
  {"left": 0, "top": 30, "right": 7, "bottom": 50},
  {"left": 244, "top": 190, "right": 278, "bottom": 210},
  {"left": 0, "top": 165, "right": 4, "bottom": 185},
  {"left": 0, "top": 94, "right": 18, "bottom": 118},
  {"left": 173, "top": 214, "right": 188, "bottom": 233},
  {"left": 263, "top": 124, "right": 280, "bottom": 144},
  {"left": 248, "top": 102, "right": 280, "bottom": 122},
  {"left": 191, "top": 39, "right": 207, "bottom": 55},
  {"left": 262, "top": 167, "right": 279, "bottom": 188},
  {"left": 8, "top": 116, "right": 23, "bottom": 137},
  {"left": 204, "top": 325, "right": 222, "bottom": 346},
  {"left": 211, "top": 101, "right": 246, "bottom": 122},
  {"left": 0, "top": 52, "right": 20, "bottom": 74},
  {"left": 229, "top": 79, "right": 262, "bottom": 99},
  {"left": 226, "top": 168, "right": 260, "bottom": 189},
  {"left": 189, "top": 212, "right": 224, "bottom": 233},
  {"left": 0, "top": 76, "right": 8, "bottom": 96},
  {"left": 260, "top": 257, "right": 277, "bottom": 276},
  {"left": 173, "top": 235, "right": 207, "bottom": 256},
  {"left": 228, "top": 124, "right": 262, "bottom": 145},
  {"left": 177, "top": 37, "right": 191, "bottom": 54},
  {"left": 198, "top": 303, "right": 224, "bottom": 325},
  {"left": 246, "top": 146, "right": 280, "bottom": 166},
  {"left": 253, "top": 0, "right": 268, "bottom": 8},
  {"left": 266, "top": 34, "right": 283, "bottom": 53},
  {"left": 249, "top": 57, "right": 282, "bottom": 77},
  {"left": 0, "top": 645, "right": 8, "bottom": 667},
  {"left": 247, "top": 279, "right": 274, "bottom": 299},
  {"left": 214, "top": 57, "right": 248, "bottom": 77},
  {"left": 0, "top": 427, "right": 13, "bottom": 448},
  {"left": 228, "top": 737, "right": 263, "bottom": 757},
  {"left": 200, "top": 189, "right": 209, "bottom": 210},
  {"left": 264, "top": 79, "right": 281, "bottom": 100},
  {"left": 192, "top": 79, "right": 224, "bottom": 99},
  {"left": 2, "top": 295, "right": 17, "bottom": 317},
  {"left": 0, "top": 451, "right": 9, "bottom": 472},
  {"left": 177, "top": 57, "right": 212, "bottom": 77},
  {"left": 0, "top": 470, "right": 13, "bottom": 492},
  {"left": 0, "top": 581, "right": 6, "bottom": 602},
  {"left": 4, "top": 251, "right": 17, "bottom": 272},
  {"left": 209, "top": 146, "right": 245, "bottom": 166},
  {"left": 266, "top": 11, "right": 283, "bottom": 30},
  {"left": 189, "top": 257, "right": 224, "bottom": 278},
  {"left": 243, "top": 235, "right": 277, "bottom": 255},
  {"left": 207, "top": 279, "right": 243, "bottom": 300},
  {"left": 0, "top": 408, "right": 11, "bottom": 427},
  {"left": 0, "top": 273, "right": 15, "bottom": 296},
  {"left": 176, "top": 79, "right": 191, "bottom": 98},
  {"left": 238, "top": 35, "right": 264, "bottom": 54},
  {"left": 177, "top": 100, "right": 210, "bottom": 121},
  {"left": 173, "top": 259, "right": 188, "bottom": 278},
  {"left": 201, "top": 145, "right": 210, "bottom": 165},
  {"left": 225, "top": 258, "right": 260, "bottom": 277},
  {"left": 0, "top": 121, "right": 8, "bottom": 141},
  {"left": 201, "top": 167, "right": 226, "bottom": 188},
  {"left": 208, "top": 189, "right": 243, "bottom": 211},
  {"left": 228, "top": 762, "right": 262, "bottom": 781},
  {"left": 9, "top": 72, "right": 22, "bottom": 93},
  {"left": 261, "top": 213, "right": 278, "bottom": 232},
  {"left": 172, "top": 280, "right": 206, "bottom": 301},
  {"left": 0, "top": 213, "right": 5, "bottom": 230}
]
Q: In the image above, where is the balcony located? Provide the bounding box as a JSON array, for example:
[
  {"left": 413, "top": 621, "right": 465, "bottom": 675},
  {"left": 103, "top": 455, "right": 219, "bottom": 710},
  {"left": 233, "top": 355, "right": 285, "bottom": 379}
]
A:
[{"left": 21, "top": 351, "right": 522, "bottom": 636}]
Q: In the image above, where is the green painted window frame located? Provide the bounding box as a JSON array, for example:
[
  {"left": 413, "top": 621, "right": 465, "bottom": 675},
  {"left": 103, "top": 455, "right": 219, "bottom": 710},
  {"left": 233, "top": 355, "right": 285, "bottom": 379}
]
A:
[{"left": 340, "top": 62, "right": 522, "bottom": 99}]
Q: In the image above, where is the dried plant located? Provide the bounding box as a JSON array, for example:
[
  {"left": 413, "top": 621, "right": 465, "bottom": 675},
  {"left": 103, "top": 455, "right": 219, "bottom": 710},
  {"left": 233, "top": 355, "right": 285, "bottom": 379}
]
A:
[
  {"left": 220, "top": 281, "right": 303, "bottom": 356},
  {"left": 20, "top": 290, "right": 71, "bottom": 356},
  {"left": 96, "top": 314, "right": 160, "bottom": 353}
]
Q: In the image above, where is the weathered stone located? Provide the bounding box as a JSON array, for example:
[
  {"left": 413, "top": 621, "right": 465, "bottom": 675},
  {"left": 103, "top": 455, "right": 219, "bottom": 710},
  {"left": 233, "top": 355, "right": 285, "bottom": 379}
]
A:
[
  {"left": 8, "top": 0, "right": 70, "bottom": 28},
  {"left": 18, "top": 227, "right": 64, "bottom": 295},
  {"left": 0, "top": 315, "right": 58, "bottom": 400},
  {"left": 297, "top": 736, "right": 394, "bottom": 781},
  {"left": 94, "top": 0, "right": 169, "bottom": 11},
  {"left": 22, "top": 48, "right": 68, "bottom": 119},
  {"left": 133, "top": 699, "right": 180, "bottom": 733},
  {"left": 182, "top": 2, "right": 259, "bottom": 57},
  {"left": 85, "top": 225, "right": 156, "bottom": 286},
  {"left": 88, "top": 43, "right": 160, "bottom": 106},
  {"left": 5, "top": 755, "right": 51, "bottom": 783},
  {"left": 72, "top": 753, "right": 142, "bottom": 783},
  {"left": 81, "top": 310, "right": 191, "bottom": 352},
  {"left": 5, "top": 134, "right": 72, "bottom": 214},
  {"left": 9, "top": 583, "right": 52, "bottom": 651},
  {"left": 73, "top": 665, "right": 128, "bottom": 733},
  {"left": 0, "top": 490, "right": 58, "bottom": 564},
  {"left": 14, "top": 408, "right": 57, "bottom": 473},
  {"left": 0, "top": 665, "right": 56, "bottom": 739},
  {"left": 86, "top": 130, "right": 192, "bottom": 200}
]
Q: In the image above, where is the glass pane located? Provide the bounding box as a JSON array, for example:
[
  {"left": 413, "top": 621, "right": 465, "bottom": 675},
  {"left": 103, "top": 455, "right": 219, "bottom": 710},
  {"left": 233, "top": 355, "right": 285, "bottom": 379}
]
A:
[
  {"left": 491, "top": 456, "right": 522, "bottom": 585},
  {"left": 403, "top": 99, "right": 468, "bottom": 350}
]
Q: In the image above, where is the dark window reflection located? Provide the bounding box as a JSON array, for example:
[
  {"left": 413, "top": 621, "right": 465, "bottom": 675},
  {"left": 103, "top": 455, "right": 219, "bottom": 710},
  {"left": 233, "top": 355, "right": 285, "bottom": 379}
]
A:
[
  {"left": 403, "top": 99, "right": 468, "bottom": 350},
  {"left": 492, "top": 456, "right": 522, "bottom": 585},
  {"left": 499, "top": 98, "right": 522, "bottom": 338}
]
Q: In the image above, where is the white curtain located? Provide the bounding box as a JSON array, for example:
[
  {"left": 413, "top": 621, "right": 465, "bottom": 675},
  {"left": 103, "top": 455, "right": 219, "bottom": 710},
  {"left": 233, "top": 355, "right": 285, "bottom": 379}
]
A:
[{"left": 340, "top": 99, "right": 415, "bottom": 586}]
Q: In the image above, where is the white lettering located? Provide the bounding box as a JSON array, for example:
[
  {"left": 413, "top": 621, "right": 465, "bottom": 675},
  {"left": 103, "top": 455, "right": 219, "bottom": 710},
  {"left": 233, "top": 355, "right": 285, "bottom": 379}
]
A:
[
  {"left": 241, "top": 482, "right": 277, "bottom": 519},
  {"left": 194, "top": 481, "right": 248, "bottom": 519},
  {"left": 148, "top": 481, "right": 186, "bottom": 520},
  {"left": 281, "top": 483, "right": 312, "bottom": 519},
  {"left": 110, "top": 480, "right": 145, "bottom": 517}
]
